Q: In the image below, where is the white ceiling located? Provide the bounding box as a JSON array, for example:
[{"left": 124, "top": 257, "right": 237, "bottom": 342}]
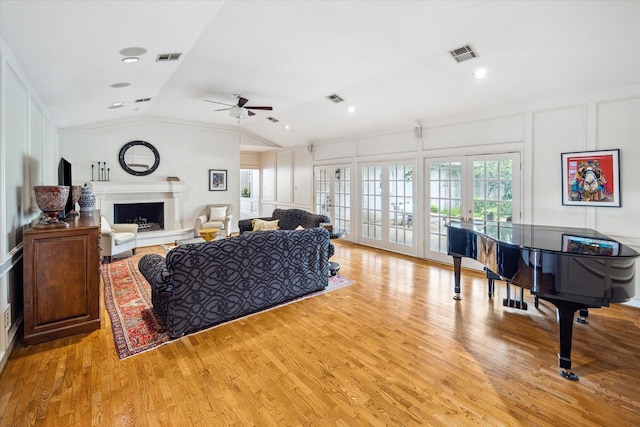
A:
[{"left": 1, "top": 0, "right": 639, "bottom": 150}]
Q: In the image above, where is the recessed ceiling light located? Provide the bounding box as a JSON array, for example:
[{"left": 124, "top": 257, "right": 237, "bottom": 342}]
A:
[
  {"left": 110, "top": 82, "right": 130, "bottom": 88},
  {"left": 108, "top": 102, "right": 124, "bottom": 109},
  {"left": 348, "top": 106, "right": 356, "bottom": 113},
  {"left": 119, "top": 47, "right": 147, "bottom": 56},
  {"left": 283, "top": 125, "right": 291, "bottom": 130},
  {"left": 122, "top": 57, "right": 139, "bottom": 63},
  {"left": 473, "top": 69, "right": 487, "bottom": 79}
]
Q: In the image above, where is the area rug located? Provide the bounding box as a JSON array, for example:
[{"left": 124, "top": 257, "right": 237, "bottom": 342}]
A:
[{"left": 102, "top": 253, "right": 354, "bottom": 359}]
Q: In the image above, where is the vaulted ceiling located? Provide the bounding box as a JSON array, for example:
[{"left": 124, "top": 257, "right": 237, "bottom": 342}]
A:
[{"left": 1, "top": 1, "right": 639, "bottom": 150}]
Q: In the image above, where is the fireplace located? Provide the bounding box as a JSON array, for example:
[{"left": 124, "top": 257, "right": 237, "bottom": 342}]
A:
[
  {"left": 90, "top": 181, "right": 192, "bottom": 246},
  {"left": 114, "top": 202, "right": 164, "bottom": 232}
]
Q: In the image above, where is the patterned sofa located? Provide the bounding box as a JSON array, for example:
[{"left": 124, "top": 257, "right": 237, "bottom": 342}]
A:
[
  {"left": 238, "top": 208, "right": 330, "bottom": 234},
  {"left": 138, "top": 228, "right": 335, "bottom": 338}
]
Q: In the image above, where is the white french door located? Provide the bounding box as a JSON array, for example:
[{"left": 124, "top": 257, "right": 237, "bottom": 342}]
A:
[
  {"left": 360, "top": 161, "right": 416, "bottom": 255},
  {"left": 314, "top": 165, "right": 351, "bottom": 236},
  {"left": 425, "top": 152, "right": 521, "bottom": 263}
]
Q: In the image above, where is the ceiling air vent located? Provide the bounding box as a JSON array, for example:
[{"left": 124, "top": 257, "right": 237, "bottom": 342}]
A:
[
  {"left": 156, "top": 53, "right": 182, "bottom": 62},
  {"left": 449, "top": 44, "right": 478, "bottom": 63},
  {"left": 267, "top": 117, "right": 280, "bottom": 123},
  {"left": 326, "top": 93, "right": 344, "bottom": 104},
  {"left": 134, "top": 98, "right": 151, "bottom": 103}
]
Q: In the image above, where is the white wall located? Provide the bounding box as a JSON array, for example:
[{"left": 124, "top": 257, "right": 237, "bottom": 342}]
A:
[
  {"left": 0, "top": 37, "right": 58, "bottom": 372},
  {"left": 59, "top": 118, "right": 241, "bottom": 234}
]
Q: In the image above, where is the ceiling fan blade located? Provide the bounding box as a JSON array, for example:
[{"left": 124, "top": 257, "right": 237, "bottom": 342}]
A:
[
  {"left": 214, "top": 108, "right": 231, "bottom": 112},
  {"left": 247, "top": 110, "right": 256, "bottom": 116},
  {"left": 245, "top": 106, "right": 273, "bottom": 110},
  {"left": 205, "top": 99, "right": 234, "bottom": 107},
  {"left": 237, "top": 97, "right": 249, "bottom": 107}
]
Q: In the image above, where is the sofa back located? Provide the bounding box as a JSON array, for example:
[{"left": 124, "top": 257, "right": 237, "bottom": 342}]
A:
[
  {"left": 163, "top": 227, "right": 334, "bottom": 336},
  {"left": 238, "top": 208, "right": 330, "bottom": 234}
]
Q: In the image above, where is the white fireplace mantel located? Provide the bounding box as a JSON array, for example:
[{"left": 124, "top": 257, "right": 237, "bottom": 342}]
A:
[{"left": 89, "top": 181, "right": 192, "bottom": 246}]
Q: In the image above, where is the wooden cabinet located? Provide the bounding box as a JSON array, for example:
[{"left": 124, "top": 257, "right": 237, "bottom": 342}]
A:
[{"left": 23, "top": 210, "right": 101, "bottom": 345}]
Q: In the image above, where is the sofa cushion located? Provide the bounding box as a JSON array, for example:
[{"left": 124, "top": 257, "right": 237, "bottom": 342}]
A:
[
  {"left": 204, "top": 220, "right": 225, "bottom": 229},
  {"left": 252, "top": 218, "right": 280, "bottom": 231},
  {"left": 114, "top": 232, "right": 136, "bottom": 245}
]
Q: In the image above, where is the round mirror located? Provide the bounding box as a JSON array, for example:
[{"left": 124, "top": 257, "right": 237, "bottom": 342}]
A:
[{"left": 118, "top": 140, "right": 160, "bottom": 176}]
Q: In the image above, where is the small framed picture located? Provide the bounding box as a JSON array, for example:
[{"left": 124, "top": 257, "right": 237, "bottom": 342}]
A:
[
  {"left": 561, "top": 149, "right": 620, "bottom": 207},
  {"left": 209, "top": 169, "right": 227, "bottom": 191}
]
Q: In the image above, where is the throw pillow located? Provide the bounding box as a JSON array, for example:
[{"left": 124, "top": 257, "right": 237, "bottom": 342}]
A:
[
  {"left": 252, "top": 219, "right": 280, "bottom": 231},
  {"left": 295, "top": 225, "right": 304, "bottom": 230},
  {"left": 209, "top": 206, "right": 227, "bottom": 221}
]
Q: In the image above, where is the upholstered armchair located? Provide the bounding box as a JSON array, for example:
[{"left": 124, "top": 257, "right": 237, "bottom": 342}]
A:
[
  {"left": 195, "top": 204, "right": 233, "bottom": 237},
  {"left": 100, "top": 216, "right": 138, "bottom": 263}
]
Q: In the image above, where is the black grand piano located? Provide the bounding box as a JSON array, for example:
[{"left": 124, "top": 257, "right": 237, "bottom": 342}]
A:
[{"left": 446, "top": 219, "right": 639, "bottom": 380}]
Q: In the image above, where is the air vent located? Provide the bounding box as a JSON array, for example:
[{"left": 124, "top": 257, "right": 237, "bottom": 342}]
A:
[
  {"left": 449, "top": 44, "right": 478, "bottom": 63},
  {"left": 156, "top": 53, "right": 182, "bottom": 62},
  {"left": 326, "top": 93, "right": 344, "bottom": 104},
  {"left": 267, "top": 117, "right": 280, "bottom": 123},
  {"left": 134, "top": 98, "right": 151, "bottom": 103}
]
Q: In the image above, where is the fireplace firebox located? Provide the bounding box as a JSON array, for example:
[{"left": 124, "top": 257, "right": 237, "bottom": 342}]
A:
[{"left": 114, "top": 202, "right": 164, "bottom": 232}]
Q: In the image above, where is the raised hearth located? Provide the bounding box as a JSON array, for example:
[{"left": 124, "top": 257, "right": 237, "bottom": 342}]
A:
[{"left": 90, "top": 181, "right": 192, "bottom": 246}]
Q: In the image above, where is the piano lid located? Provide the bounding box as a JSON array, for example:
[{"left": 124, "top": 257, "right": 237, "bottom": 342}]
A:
[{"left": 446, "top": 220, "right": 639, "bottom": 258}]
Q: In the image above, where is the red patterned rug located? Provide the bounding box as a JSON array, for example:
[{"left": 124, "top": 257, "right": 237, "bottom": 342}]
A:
[{"left": 102, "top": 252, "right": 354, "bottom": 359}]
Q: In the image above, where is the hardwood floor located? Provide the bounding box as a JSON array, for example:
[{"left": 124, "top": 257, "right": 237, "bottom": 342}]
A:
[{"left": 1, "top": 241, "right": 640, "bottom": 426}]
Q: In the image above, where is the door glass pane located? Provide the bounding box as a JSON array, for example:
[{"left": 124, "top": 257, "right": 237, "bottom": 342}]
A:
[
  {"left": 361, "top": 165, "right": 382, "bottom": 240},
  {"left": 472, "top": 158, "right": 514, "bottom": 222},
  {"left": 389, "top": 163, "right": 413, "bottom": 246},
  {"left": 315, "top": 166, "right": 351, "bottom": 235},
  {"left": 333, "top": 167, "right": 351, "bottom": 234},
  {"left": 428, "top": 161, "right": 462, "bottom": 255}
]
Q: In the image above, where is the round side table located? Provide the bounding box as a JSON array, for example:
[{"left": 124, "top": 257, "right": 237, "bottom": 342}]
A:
[{"left": 199, "top": 228, "right": 220, "bottom": 242}]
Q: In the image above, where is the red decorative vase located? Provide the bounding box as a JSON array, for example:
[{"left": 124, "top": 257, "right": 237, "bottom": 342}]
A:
[{"left": 33, "top": 186, "right": 70, "bottom": 224}]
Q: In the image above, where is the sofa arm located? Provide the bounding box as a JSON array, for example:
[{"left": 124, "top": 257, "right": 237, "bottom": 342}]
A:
[
  {"left": 111, "top": 223, "right": 139, "bottom": 233},
  {"left": 138, "top": 254, "right": 173, "bottom": 293},
  {"left": 194, "top": 215, "right": 207, "bottom": 233}
]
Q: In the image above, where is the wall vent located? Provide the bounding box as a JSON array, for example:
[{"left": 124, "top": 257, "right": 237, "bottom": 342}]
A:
[
  {"left": 449, "top": 44, "right": 478, "bottom": 63},
  {"left": 326, "top": 93, "right": 344, "bottom": 104},
  {"left": 267, "top": 117, "right": 280, "bottom": 123},
  {"left": 156, "top": 53, "right": 182, "bottom": 62},
  {"left": 134, "top": 98, "right": 152, "bottom": 103}
]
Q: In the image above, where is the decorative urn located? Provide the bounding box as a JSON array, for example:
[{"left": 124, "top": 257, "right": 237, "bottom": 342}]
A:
[
  {"left": 33, "top": 186, "right": 70, "bottom": 225},
  {"left": 78, "top": 183, "right": 96, "bottom": 212}
]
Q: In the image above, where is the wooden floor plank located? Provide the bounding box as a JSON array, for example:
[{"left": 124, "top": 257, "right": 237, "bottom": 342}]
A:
[{"left": 1, "top": 241, "right": 640, "bottom": 426}]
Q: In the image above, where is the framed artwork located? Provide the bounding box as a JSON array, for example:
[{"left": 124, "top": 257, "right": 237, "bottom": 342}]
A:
[
  {"left": 209, "top": 169, "right": 227, "bottom": 191},
  {"left": 562, "top": 234, "right": 619, "bottom": 256},
  {"left": 561, "top": 149, "right": 620, "bottom": 207}
]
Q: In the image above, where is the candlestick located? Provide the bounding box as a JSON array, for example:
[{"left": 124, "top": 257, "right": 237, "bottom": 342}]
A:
[
  {"left": 91, "top": 164, "right": 94, "bottom": 181},
  {"left": 107, "top": 168, "right": 110, "bottom": 181}
]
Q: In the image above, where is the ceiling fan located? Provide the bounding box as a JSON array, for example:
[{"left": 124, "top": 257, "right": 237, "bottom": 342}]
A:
[{"left": 205, "top": 96, "right": 272, "bottom": 121}]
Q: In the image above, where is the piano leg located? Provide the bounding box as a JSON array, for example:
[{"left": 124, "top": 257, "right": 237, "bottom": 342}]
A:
[
  {"left": 453, "top": 256, "right": 462, "bottom": 300},
  {"left": 550, "top": 299, "right": 588, "bottom": 381}
]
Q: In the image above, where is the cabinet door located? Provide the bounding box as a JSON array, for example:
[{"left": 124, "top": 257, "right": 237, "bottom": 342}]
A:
[{"left": 32, "top": 234, "right": 93, "bottom": 324}]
